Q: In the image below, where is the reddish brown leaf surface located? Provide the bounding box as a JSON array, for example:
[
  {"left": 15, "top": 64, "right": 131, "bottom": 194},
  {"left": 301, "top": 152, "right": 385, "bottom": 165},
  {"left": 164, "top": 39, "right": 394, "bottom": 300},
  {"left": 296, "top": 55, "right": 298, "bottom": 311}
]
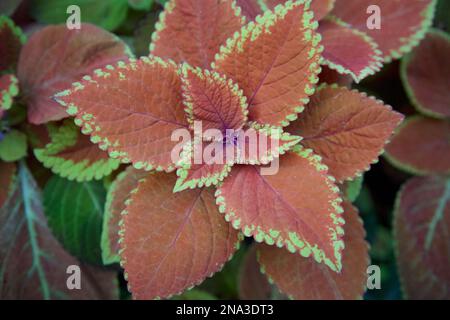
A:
[
  {"left": 288, "top": 85, "right": 404, "bottom": 182},
  {"left": 236, "top": 0, "right": 263, "bottom": 21},
  {"left": 54, "top": 56, "right": 188, "bottom": 173},
  {"left": 395, "top": 176, "right": 450, "bottom": 299},
  {"left": 213, "top": 1, "right": 322, "bottom": 127},
  {"left": 401, "top": 30, "right": 450, "bottom": 118},
  {"left": 331, "top": 0, "right": 436, "bottom": 62},
  {"left": 0, "top": 162, "right": 16, "bottom": 206},
  {"left": 385, "top": 116, "right": 450, "bottom": 175},
  {"left": 0, "top": 164, "right": 118, "bottom": 299},
  {"left": 120, "top": 173, "right": 241, "bottom": 299},
  {"left": 215, "top": 149, "right": 345, "bottom": 271},
  {"left": 258, "top": 201, "right": 369, "bottom": 300},
  {"left": 318, "top": 18, "right": 383, "bottom": 82},
  {"left": 102, "top": 166, "right": 147, "bottom": 264},
  {"left": 17, "top": 24, "right": 130, "bottom": 124},
  {"left": 150, "top": 0, "right": 245, "bottom": 69},
  {"left": 239, "top": 245, "right": 272, "bottom": 300},
  {"left": 0, "top": 16, "right": 24, "bottom": 73},
  {"left": 265, "top": 0, "right": 335, "bottom": 21},
  {"left": 181, "top": 65, "right": 248, "bottom": 131},
  {"left": 319, "top": 65, "right": 353, "bottom": 87}
]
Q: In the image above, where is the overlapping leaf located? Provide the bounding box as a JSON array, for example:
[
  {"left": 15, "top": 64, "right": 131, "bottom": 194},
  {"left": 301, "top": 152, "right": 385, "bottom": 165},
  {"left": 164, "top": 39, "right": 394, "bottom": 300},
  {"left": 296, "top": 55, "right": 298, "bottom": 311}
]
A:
[
  {"left": 54, "top": 56, "right": 188, "bottom": 172},
  {"left": 34, "top": 120, "right": 120, "bottom": 182},
  {"left": 150, "top": 0, "right": 245, "bottom": 68},
  {"left": 288, "top": 85, "right": 404, "bottom": 182},
  {"left": 18, "top": 23, "right": 131, "bottom": 124},
  {"left": 331, "top": 0, "right": 437, "bottom": 62},
  {"left": 212, "top": 0, "right": 322, "bottom": 127},
  {"left": 319, "top": 18, "right": 383, "bottom": 82},
  {"left": 43, "top": 176, "right": 106, "bottom": 264},
  {"left": 0, "top": 161, "right": 15, "bottom": 206},
  {"left": 180, "top": 65, "right": 248, "bottom": 131},
  {"left": 401, "top": 30, "right": 450, "bottom": 118},
  {"left": 235, "top": 0, "right": 264, "bottom": 21},
  {"left": 0, "top": 74, "right": 18, "bottom": 110},
  {"left": 394, "top": 176, "right": 450, "bottom": 299},
  {"left": 120, "top": 173, "right": 241, "bottom": 299},
  {"left": 0, "top": 15, "right": 25, "bottom": 73},
  {"left": 215, "top": 147, "right": 345, "bottom": 272},
  {"left": 0, "top": 164, "right": 118, "bottom": 299},
  {"left": 0, "top": 129, "right": 27, "bottom": 162},
  {"left": 265, "top": 0, "right": 335, "bottom": 21},
  {"left": 385, "top": 116, "right": 450, "bottom": 175},
  {"left": 101, "top": 166, "right": 147, "bottom": 265},
  {"left": 258, "top": 201, "right": 369, "bottom": 300}
]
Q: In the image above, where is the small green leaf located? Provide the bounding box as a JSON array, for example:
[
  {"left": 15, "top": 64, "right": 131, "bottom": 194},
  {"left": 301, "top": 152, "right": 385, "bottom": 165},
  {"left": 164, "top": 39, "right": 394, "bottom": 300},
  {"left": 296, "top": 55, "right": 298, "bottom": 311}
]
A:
[
  {"left": 343, "top": 175, "right": 364, "bottom": 202},
  {"left": 0, "top": 129, "right": 27, "bottom": 162},
  {"left": 30, "top": 0, "right": 129, "bottom": 31},
  {"left": 43, "top": 176, "right": 106, "bottom": 264}
]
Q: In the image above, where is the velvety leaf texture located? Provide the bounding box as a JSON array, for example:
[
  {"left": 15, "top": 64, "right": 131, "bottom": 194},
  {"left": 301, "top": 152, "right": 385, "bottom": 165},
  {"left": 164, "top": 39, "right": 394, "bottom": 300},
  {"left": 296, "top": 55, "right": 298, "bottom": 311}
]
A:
[
  {"left": 54, "top": 56, "right": 188, "bottom": 172},
  {"left": 385, "top": 116, "right": 450, "bottom": 175},
  {"left": 331, "top": 0, "right": 437, "bottom": 62},
  {"left": 35, "top": 120, "right": 120, "bottom": 182},
  {"left": 150, "top": 0, "right": 245, "bottom": 69},
  {"left": 235, "top": 0, "right": 263, "bottom": 21},
  {"left": 0, "top": 74, "right": 19, "bottom": 110},
  {"left": 180, "top": 65, "right": 248, "bottom": 131},
  {"left": 0, "top": 15, "right": 25, "bottom": 73},
  {"left": 212, "top": 0, "right": 322, "bottom": 127},
  {"left": 394, "top": 176, "right": 450, "bottom": 299},
  {"left": 318, "top": 18, "right": 383, "bottom": 82},
  {"left": 120, "top": 173, "right": 241, "bottom": 299},
  {"left": 401, "top": 30, "right": 450, "bottom": 118},
  {"left": 43, "top": 176, "right": 106, "bottom": 264},
  {"left": 258, "top": 201, "right": 369, "bottom": 300},
  {"left": 18, "top": 23, "right": 131, "bottom": 124},
  {"left": 288, "top": 85, "right": 404, "bottom": 182},
  {"left": 0, "top": 164, "right": 118, "bottom": 299},
  {"left": 101, "top": 166, "right": 147, "bottom": 265},
  {"left": 215, "top": 148, "right": 345, "bottom": 272}
]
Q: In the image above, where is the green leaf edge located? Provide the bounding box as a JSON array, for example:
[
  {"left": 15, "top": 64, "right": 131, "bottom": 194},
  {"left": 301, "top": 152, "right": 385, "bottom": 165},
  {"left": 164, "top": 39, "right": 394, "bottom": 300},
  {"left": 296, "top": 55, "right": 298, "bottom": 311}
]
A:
[
  {"left": 53, "top": 56, "right": 184, "bottom": 174},
  {"left": 383, "top": 115, "right": 450, "bottom": 176},
  {"left": 0, "top": 74, "right": 19, "bottom": 110},
  {"left": 118, "top": 176, "right": 244, "bottom": 299},
  {"left": 214, "top": 145, "right": 345, "bottom": 272},
  {"left": 320, "top": 16, "right": 383, "bottom": 83},
  {"left": 34, "top": 121, "right": 120, "bottom": 182},
  {"left": 400, "top": 28, "right": 450, "bottom": 119},
  {"left": 211, "top": 0, "right": 323, "bottom": 128}
]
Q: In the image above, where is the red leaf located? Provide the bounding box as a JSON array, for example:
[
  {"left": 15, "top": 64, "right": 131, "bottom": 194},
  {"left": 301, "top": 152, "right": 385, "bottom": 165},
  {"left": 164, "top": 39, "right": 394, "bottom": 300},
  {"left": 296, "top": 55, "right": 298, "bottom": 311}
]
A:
[
  {"left": 0, "top": 73, "right": 19, "bottom": 110},
  {"left": 102, "top": 166, "right": 147, "bottom": 265},
  {"left": 150, "top": 0, "right": 245, "bottom": 69},
  {"left": 212, "top": 1, "right": 322, "bottom": 127},
  {"left": 394, "top": 176, "right": 450, "bottom": 299},
  {"left": 17, "top": 24, "right": 130, "bottom": 124},
  {"left": 265, "top": 0, "right": 335, "bottom": 21},
  {"left": 34, "top": 120, "right": 120, "bottom": 182},
  {"left": 258, "top": 201, "right": 369, "bottom": 300},
  {"left": 385, "top": 116, "right": 450, "bottom": 175},
  {"left": 0, "top": 161, "right": 16, "bottom": 207},
  {"left": 215, "top": 148, "right": 345, "bottom": 271},
  {"left": 54, "top": 56, "right": 188, "bottom": 173},
  {"left": 319, "top": 65, "right": 353, "bottom": 87},
  {"left": 181, "top": 65, "right": 248, "bottom": 131},
  {"left": 120, "top": 173, "right": 241, "bottom": 299},
  {"left": 318, "top": 18, "right": 383, "bottom": 82},
  {"left": 288, "top": 85, "right": 404, "bottom": 182},
  {"left": 0, "top": 164, "right": 118, "bottom": 299},
  {"left": 331, "top": 0, "right": 437, "bottom": 62},
  {"left": 401, "top": 30, "right": 450, "bottom": 118},
  {"left": 0, "top": 15, "right": 25, "bottom": 73},
  {"left": 235, "top": 0, "right": 263, "bottom": 21},
  {"left": 239, "top": 245, "right": 272, "bottom": 300}
]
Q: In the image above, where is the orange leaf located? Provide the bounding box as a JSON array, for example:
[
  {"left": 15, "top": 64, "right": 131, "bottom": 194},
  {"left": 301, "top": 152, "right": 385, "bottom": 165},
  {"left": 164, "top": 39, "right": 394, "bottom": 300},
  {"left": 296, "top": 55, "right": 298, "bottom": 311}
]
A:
[
  {"left": 288, "top": 85, "right": 404, "bottom": 182},
  {"left": 150, "top": 0, "right": 245, "bottom": 69},
  {"left": 54, "top": 56, "right": 188, "bottom": 173},
  {"left": 120, "top": 173, "right": 241, "bottom": 299},
  {"left": 215, "top": 148, "right": 345, "bottom": 271},
  {"left": 394, "top": 176, "right": 450, "bottom": 299},
  {"left": 212, "top": 0, "right": 322, "bottom": 127},
  {"left": 258, "top": 201, "right": 369, "bottom": 300}
]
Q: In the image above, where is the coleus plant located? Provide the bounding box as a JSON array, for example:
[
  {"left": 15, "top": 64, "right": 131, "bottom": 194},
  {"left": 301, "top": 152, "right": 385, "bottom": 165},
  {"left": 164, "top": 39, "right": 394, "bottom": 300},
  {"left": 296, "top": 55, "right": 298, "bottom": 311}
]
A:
[
  {"left": 53, "top": 0, "right": 405, "bottom": 300},
  {"left": 384, "top": 29, "right": 450, "bottom": 299}
]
